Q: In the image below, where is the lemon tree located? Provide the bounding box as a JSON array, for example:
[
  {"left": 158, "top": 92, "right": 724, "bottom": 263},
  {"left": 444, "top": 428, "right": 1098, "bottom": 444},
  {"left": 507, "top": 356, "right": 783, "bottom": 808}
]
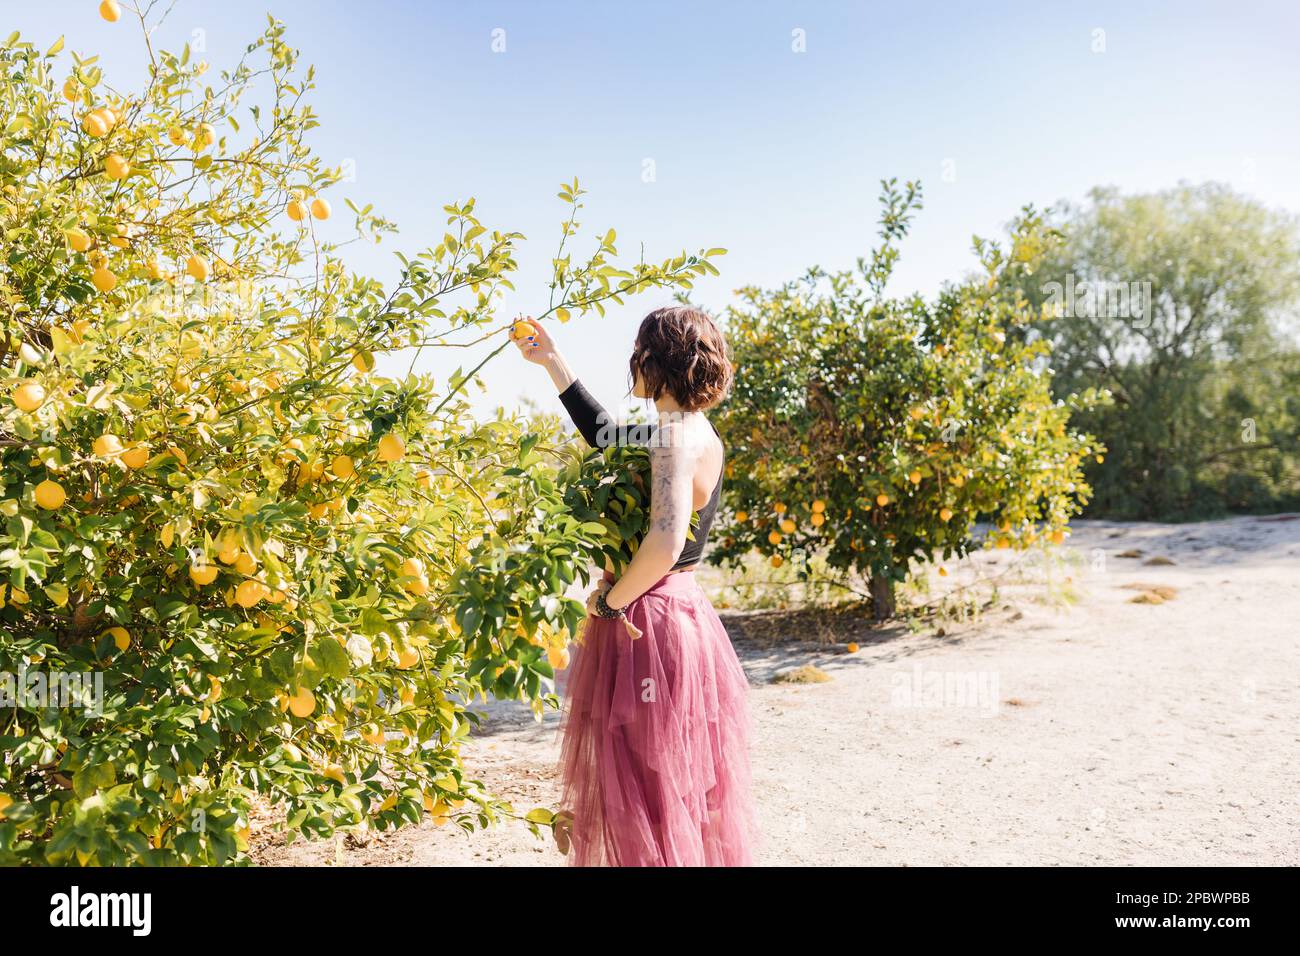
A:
[
  {"left": 711, "top": 181, "right": 1110, "bottom": 618},
  {"left": 0, "top": 12, "right": 720, "bottom": 864}
]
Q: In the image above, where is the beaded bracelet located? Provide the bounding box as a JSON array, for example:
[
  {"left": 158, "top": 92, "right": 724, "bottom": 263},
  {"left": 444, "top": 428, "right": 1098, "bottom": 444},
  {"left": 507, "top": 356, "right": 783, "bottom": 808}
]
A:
[{"left": 594, "top": 590, "right": 626, "bottom": 620}]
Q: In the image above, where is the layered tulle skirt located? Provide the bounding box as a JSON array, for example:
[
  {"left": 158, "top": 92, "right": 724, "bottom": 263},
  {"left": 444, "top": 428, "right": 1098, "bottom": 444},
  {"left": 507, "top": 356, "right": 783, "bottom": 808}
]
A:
[{"left": 558, "top": 569, "right": 757, "bottom": 866}]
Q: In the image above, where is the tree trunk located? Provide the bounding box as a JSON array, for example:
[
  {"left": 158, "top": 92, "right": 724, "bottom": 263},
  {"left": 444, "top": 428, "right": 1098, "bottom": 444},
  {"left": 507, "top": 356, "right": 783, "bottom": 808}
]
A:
[{"left": 870, "top": 575, "right": 895, "bottom": 621}]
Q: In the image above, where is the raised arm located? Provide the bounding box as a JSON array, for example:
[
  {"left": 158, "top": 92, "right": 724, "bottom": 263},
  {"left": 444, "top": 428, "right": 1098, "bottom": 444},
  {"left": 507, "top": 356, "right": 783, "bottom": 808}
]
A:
[
  {"left": 603, "top": 422, "right": 696, "bottom": 610},
  {"left": 511, "top": 316, "right": 618, "bottom": 448}
]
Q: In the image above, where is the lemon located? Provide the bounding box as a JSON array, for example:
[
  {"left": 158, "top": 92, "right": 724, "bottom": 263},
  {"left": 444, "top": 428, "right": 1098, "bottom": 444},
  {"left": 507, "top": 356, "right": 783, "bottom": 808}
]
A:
[
  {"left": 99, "top": 0, "right": 121, "bottom": 22},
  {"left": 234, "top": 552, "right": 257, "bottom": 576},
  {"left": 92, "top": 266, "right": 118, "bottom": 292},
  {"left": 0, "top": 793, "right": 12, "bottom": 818},
  {"left": 876, "top": 493, "right": 890, "bottom": 507},
  {"left": 106, "top": 626, "right": 130, "bottom": 652},
  {"left": 547, "top": 646, "right": 570, "bottom": 670},
  {"left": 396, "top": 647, "right": 420, "bottom": 670},
  {"left": 310, "top": 198, "right": 331, "bottom": 220},
  {"left": 194, "top": 123, "right": 216, "bottom": 149},
  {"left": 773, "top": 502, "right": 787, "bottom": 514},
  {"left": 323, "top": 765, "right": 346, "bottom": 785},
  {"left": 811, "top": 499, "right": 826, "bottom": 513},
  {"left": 12, "top": 382, "right": 46, "bottom": 413},
  {"left": 287, "top": 686, "right": 315, "bottom": 718},
  {"left": 92, "top": 433, "right": 123, "bottom": 457},
  {"left": 168, "top": 126, "right": 187, "bottom": 146},
  {"left": 329, "top": 454, "right": 354, "bottom": 479},
  {"left": 767, "top": 530, "right": 782, "bottom": 545},
  {"left": 734, "top": 510, "right": 748, "bottom": 522},
  {"left": 82, "top": 110, "right": 109, "bottom": 137},
  {"left": 286, "top": 199, "right": 306, "bottom": 222},
  {"left": 34, "top": 479, "right": 66, "bottom": 510},
  {"left": 511, "top": 319, "right": 536, "bottom": 340},
  {"left": 779, "top": 518, "right": 796, "bottom": 534},
  {"left": 62, "top": 77, "right": 79, "bottom": 101},
  {"left": 189, "top": 561, "right": 218, "bottom": 586},
  {"left": 186, "top": 254, "right": 209, "bottom": 281},
  {"left": 234, "top": 579, "right": 267, "bottom": 608},
  {"left": 104, "top": 153, "right": 130, "bottom": 179},
  {"left": 811, "top": 512, "right": 825, "bottom": 528},
  {"left": 351, "top": 350, "right": 374, "bottom": 373},
  {"left": 770, "top": 554, "right": 784, "bottom": 568},
  {"left": 377, "top": 433, "right": 405, "bottom": 462},
  {"left": 66, "top": 227, "right": 93, "bottom": 252}
]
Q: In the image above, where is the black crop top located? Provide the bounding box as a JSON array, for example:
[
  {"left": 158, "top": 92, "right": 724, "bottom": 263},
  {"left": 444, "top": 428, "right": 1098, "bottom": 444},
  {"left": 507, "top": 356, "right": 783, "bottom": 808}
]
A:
[{"left": 558, "top": 379, "right": 722, "bottom": 571}]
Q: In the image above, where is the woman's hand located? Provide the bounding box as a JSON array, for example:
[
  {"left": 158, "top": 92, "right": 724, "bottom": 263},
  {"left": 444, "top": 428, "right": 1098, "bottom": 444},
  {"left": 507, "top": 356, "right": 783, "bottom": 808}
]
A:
[
  {"left": 584, "top": 579, "right": 613, "bottom": 617},
  {"left": 509, "top": 315, "right": 558, "bottom": 366}
]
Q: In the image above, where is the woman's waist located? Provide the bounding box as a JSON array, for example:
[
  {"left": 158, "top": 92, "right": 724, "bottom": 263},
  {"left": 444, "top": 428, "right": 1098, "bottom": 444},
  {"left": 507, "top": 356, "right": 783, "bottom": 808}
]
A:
[{"left": 601, "top": 565, "right": 701, "bottom": 597}]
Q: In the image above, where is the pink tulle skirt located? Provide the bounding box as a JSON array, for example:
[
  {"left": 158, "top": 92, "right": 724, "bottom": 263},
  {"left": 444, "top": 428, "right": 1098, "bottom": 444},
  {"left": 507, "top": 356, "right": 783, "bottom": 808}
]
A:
[{"left": 558, "top": 569, "right": 757, "bottom": 867}]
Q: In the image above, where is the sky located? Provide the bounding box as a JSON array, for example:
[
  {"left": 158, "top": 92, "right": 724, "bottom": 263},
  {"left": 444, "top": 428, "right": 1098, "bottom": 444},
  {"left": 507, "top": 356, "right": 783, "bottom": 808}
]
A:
[{"left": 10, "top": 1, "right": 1300, "bottom": 418}]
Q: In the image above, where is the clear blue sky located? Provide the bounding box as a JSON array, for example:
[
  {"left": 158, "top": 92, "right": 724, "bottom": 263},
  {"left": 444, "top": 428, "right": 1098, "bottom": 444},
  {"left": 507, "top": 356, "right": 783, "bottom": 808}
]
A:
[{"left": 14, "top": 1, "right": 1300, "bottom": 417}]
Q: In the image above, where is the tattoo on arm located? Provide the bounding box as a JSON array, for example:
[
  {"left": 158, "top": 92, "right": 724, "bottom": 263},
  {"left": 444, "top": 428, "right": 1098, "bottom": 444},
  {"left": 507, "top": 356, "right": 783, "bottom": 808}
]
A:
[{"left": 649, "top": 425, "right": 695, "bottom": 539}]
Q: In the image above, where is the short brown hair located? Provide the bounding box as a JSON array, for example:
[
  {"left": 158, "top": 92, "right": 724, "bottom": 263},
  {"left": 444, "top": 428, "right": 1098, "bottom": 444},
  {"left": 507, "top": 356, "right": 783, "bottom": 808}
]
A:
[{"left": 629, "top": 306, "right": 733, "bottom": 412}]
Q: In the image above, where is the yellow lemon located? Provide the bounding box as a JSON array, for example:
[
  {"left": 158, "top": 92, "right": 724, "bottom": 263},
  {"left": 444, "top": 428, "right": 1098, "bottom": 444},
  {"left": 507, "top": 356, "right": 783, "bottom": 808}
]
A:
[
  {"left": 92, "top": 266, "right": 118, "bottom": 292},
  {"left": 82, "top": 110, "right": 109, "bottom": 137},
  {"left": 194, "top": 122, "right": 216, "bottom": 148},
  {"left": 846, "top": 642, "right": 859, "bottom": 653},
  {"left": 34, "top": 479, "right": 66, "bottom": 510},
  {"left": 734, "top": 510, "right": 748, "bottom": 522},
  {"left": 99, "top": 0, "right": 121, "bottom": 22},
  {"left": 377, "top": 433, "right": 405, "bottom": 462},
  {"left": 286, "top": 199, "right": 307, "bottom": 222},
  {"left": 773, "top": 502, "right": 787, "bottom": 514},
  {"left": 939, "top": 507, "right": 953, "bottom": 522},
  {"left": 811, "top": 499, "right": 826, "bottom": 513},
  {"left": 1050, "top": 530, "right": 1066, "bottom": 545},
  {"left": 351, "top": 350, "right": 374, "bottom": 373},
  {"left": 66, "top": 227, "right": 93, "bottom": 252},
  {"left": 12, "top": 381, "right": 46, "bottom": 413},
  {"left": 0, "top": 793, "right": 12, "bottom": 818},
  {"left": 234, "top": 552, "right": 257, "bottom": 576},
  {"left": 62, "top": 77, "right": 79, "bottom": 101},
  {"left": 330, "top": 454, "right": 354, "bottom": 479},
  {"left": 106, "top": 626, "right": 130, "bottom": 652},
  {"left": 770, "top": 554, "right": 784, "bottom": 568},
  {"left": 189, "top": 561, "right": 218, "bottom": 586},
  {"left": 908, "top": 470, "right": 922, "bottom": 484},
  {"left": 547, "top": 646, "right": 570, "bottom": 671},
  {"left": 122, "top": 443, "right": 150, "bottom": 470},
  {"left": 779, "top": 518, "right": 796, "bottom": 534},
  {"left": 310, "top": 197, "right": 331, "bottom": 220},
  {"left": 104, "top": 153, "right": 130, "bottom": 179},
  {"left": 767, "top": 530, "right": 782, "bottom": 546},
  {"left": 308, "top": 502, "right": 329, "bottom": 520},
  {"left": 323, "top": 764, "right": 346, "bottom": 785},
  {"left": 811, "top": 512, "right": 825, "bottom": 528},
  {"left": 234, "top": 579, "right": 267, "bottom": 608},
  {"left": 511, "top": 319, "right": 536, "bottom": 340},
  {"left": 876, "top": 493, "right": 890, "bottom": 507},
  {"left": 396, "top": 647, "right": 420, "bottom": 670},
  {"left": 92, "top": 433, "right": 123, "bottom": 457},
  {"left": 168, "top": 126, "right": 187, "bottom": 146},
  {"left": 186, "top": 254, "right": 209, "bottom": 281},
  {"left": 287, "top": 686, "right": 316, "bottom": 718}
]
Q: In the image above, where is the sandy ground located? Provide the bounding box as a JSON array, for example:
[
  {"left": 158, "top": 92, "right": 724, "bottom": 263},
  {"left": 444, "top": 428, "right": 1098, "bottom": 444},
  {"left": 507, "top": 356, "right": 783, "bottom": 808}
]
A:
[{"left": 254, "top": 515, "right": 1300, "bottom": 867}]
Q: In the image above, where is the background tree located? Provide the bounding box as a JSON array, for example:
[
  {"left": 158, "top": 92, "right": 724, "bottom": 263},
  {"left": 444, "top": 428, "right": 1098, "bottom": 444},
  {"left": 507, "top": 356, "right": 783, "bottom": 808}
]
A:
[
  {"left": 1025, "top": 184, "right": 1300, "bottom": 519},
  {"left": 0, "top": 13, "right": 719, "bottom": 864},
  {"left": 711, "top": 180, "right": 1107, "bottom": 619}
]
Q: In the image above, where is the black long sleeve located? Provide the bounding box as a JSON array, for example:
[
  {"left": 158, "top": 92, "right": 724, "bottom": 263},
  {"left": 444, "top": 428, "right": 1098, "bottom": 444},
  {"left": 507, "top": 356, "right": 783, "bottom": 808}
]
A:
[{"left": 558, "top": 379, "right": 656, "bottom": 449}]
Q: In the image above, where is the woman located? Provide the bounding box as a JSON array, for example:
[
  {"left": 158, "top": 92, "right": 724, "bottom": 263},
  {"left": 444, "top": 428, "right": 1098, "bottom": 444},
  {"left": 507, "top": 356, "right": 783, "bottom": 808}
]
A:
[{"left": 511, "top": 305, "right": 757, "bottom": 867}]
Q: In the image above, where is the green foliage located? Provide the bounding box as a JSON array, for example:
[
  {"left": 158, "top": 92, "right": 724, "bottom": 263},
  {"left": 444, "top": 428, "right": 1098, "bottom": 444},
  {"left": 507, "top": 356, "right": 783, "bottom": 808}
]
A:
[
  {"left": 0, "top": 15, "right": 719, "bottom": 864},
  {"left": 711, "top": 180, "right": 1108, "bottom": 616},
  {"left": 1025, "top": 183, "right": 1300, "bottom": 519}
]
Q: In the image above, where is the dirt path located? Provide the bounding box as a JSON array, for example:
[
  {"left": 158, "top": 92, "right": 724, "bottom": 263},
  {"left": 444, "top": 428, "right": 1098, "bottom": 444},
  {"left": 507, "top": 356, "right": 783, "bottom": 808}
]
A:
[{"left": 255, "top": 515, "right": 1300, "bottom": 866}]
